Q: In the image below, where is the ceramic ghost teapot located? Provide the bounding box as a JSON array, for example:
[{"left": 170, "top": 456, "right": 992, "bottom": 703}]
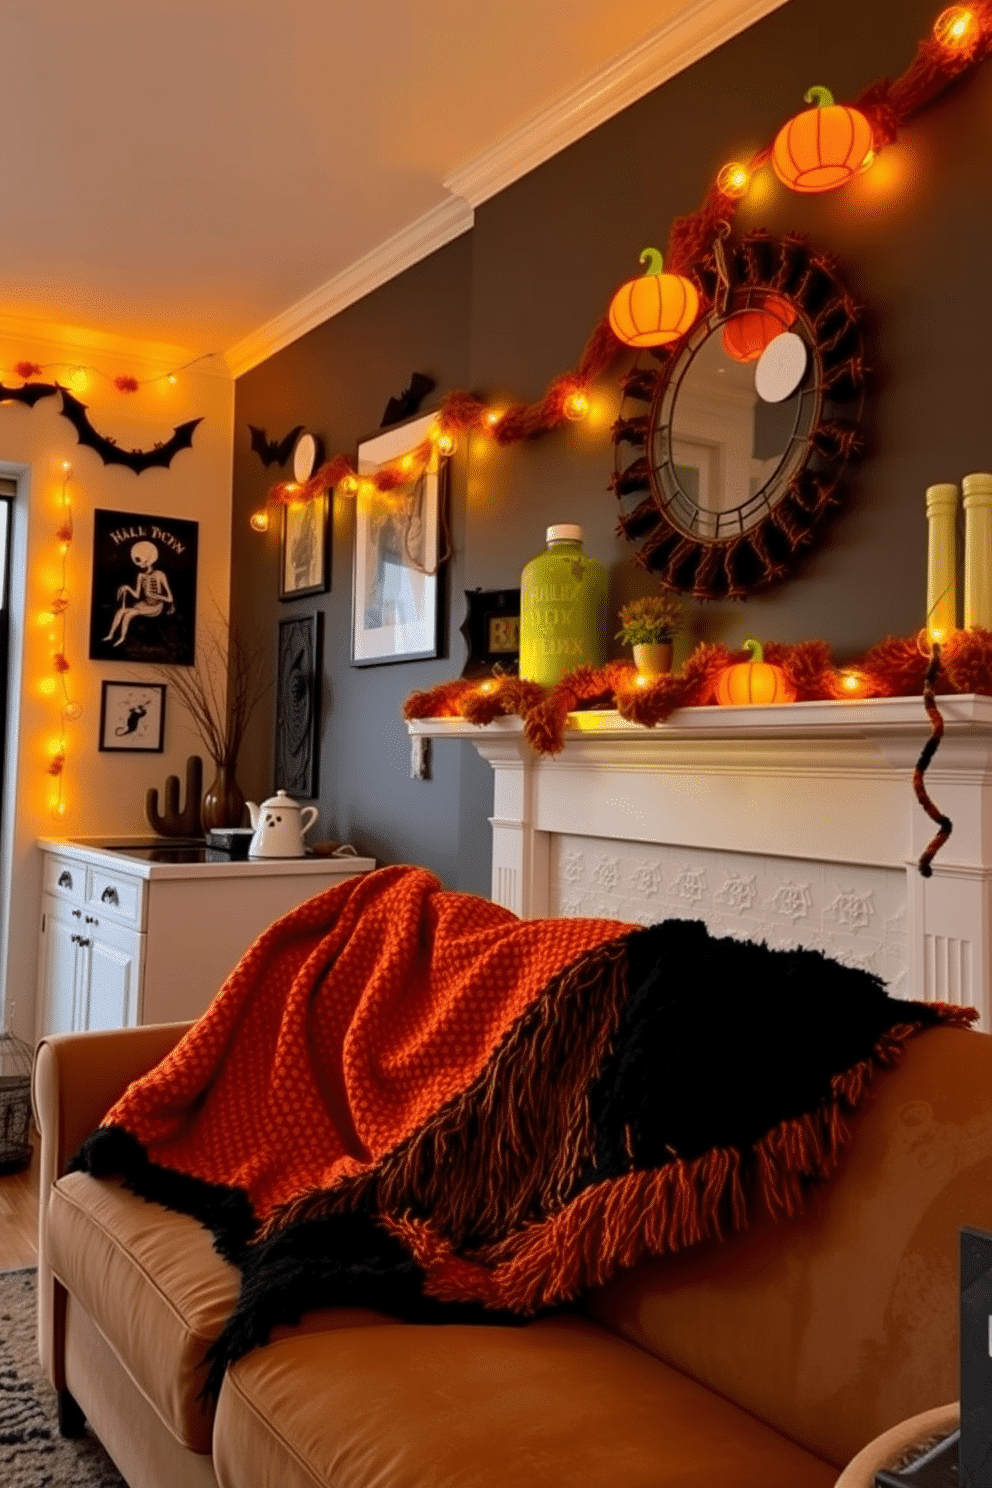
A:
[{"left": 246, "top": 790, "right": 318, "bottom": 858}]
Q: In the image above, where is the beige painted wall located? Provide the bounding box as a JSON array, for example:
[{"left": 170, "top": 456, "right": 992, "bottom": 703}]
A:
[{"left": 0, "top": 329, "right": 233, "bottom": 1045}]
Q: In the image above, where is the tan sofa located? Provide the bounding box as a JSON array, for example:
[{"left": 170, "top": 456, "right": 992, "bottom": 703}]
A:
[{"left": 33, "top": 1019, "right": 992, "bottom": 1488}]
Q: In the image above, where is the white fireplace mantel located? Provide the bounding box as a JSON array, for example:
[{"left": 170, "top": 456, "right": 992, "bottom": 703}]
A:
[{"left": 410, "top": 695, "right": 992, "bottom": 1024}]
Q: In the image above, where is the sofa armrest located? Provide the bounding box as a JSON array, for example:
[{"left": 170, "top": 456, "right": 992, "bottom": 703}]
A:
[
  {"left": 33, "top": 1021, "right": 194, "bottom": 1176},
  {"left": 33, "top": 1021, "right": 193, "bottom": 1390}
]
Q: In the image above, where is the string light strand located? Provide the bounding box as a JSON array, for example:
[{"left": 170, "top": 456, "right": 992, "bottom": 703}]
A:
[
  {"left": 41, "top": 462, "right": 80, "bottom": 819},
  {"left": 10, "top": 351, "right": 220, "bottom": 394}
]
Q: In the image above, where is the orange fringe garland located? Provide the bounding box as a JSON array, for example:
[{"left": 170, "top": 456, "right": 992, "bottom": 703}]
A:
[
  {"left": 403, "top": 628, "right": 992, "bottom": 758},
  {"left": 260, "top": 13, "right": 992, "bottom": 517}
]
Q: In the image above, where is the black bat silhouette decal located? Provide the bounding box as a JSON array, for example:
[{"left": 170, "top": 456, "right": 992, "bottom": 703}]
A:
[
  {"left": 0, "top": 381, "right": 59, "bottom": 407},
  {"left": 247, "top": 423, "right": 304, "bottom": 467},
  {"left": 381, "top": 371, "right": 436, "bottom": 428},
  {"left": 58, "top": 388, "right": 202, "bottom": 475}
]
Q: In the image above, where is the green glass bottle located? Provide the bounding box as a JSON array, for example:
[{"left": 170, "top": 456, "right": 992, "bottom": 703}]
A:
[{"left": 519, "top": 524, "right": 607, "bottom": 686}]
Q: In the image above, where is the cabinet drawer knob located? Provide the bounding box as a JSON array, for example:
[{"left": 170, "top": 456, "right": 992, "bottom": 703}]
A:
[
  {"left": 58, "top": 870, "right": 73, "bottom": 890},
  {"left": 85, "top": 915, "right": 97, "bottom": 925},
  {"left": 72, "top": 908, "right": 82, "bottom": 919},
  {"left": 80, "top": 937, "right": 90, "bottom": 948},
  {"left": 70, "top": 933, "right": 79, "bottom": 945},
  {"left": 100, "top": 886, "right": 120, "bottom": 907}
]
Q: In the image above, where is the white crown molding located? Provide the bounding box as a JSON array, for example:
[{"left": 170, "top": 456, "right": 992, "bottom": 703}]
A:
[
  {"left": 444, "top": 0, "right": 789, "bottom": 207},
  {"left": 225, "top": 0, "right": 785, "bottom": 377},
  {"left": 0, "top": 313, "right": 228, "bottom": 378},
  {"left": 225, "top": 196, "right": 475, "bottom": 380}
]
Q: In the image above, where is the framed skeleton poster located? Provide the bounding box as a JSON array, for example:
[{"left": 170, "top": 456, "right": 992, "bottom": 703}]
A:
[{"left": 88, "top": 509, "right": 198, "bottom": 665}]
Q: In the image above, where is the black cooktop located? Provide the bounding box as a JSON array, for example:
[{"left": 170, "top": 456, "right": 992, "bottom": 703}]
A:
[
  {"left": 68, "top": 838, "right": 316, "bottom": 864},
  {"left": 70, "top": 838, "right": 218, "bottom": 864},
  {"left": 111, "top": 845, "right": 217, "bottom": 863}
]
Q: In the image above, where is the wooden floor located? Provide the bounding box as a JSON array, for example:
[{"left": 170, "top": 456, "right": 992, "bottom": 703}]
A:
[{"left": 0, "top": 1129, "right": 40, "bottom": 1270}]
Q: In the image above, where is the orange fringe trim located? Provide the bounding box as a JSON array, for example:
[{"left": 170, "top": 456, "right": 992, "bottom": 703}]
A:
[
  {"left": 258, "top": 937, "right": 632, "bottom": 1243},
  {"left": 393, "top": 1004, "right": 977, "bottom": 1315}
]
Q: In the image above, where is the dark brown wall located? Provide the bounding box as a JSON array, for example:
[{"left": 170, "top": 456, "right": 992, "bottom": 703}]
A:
[
  {"left": 231, "top": 234, "right": 480, "bottom": 888},
  {"left": 232, "top": 0, "right": 992, "bottom": 890}
]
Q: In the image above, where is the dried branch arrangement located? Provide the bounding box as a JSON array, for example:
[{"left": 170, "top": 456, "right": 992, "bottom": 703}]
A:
[{"left": 154, "top": 618, "right": 270, "bottom": 768}]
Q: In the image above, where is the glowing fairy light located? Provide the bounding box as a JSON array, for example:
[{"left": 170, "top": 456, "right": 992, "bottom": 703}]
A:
[
  {"left": 717, "top": 161, "right": 752, "bottom": 199},
  {"left": 934, "top": 6, "right": 979, "bottom": 50},
  {"left": 40, "top": 463, "right": 80, "bottom": 818},
  {"left": 562, "top": 389, "right": 591, "bottom": 422}
]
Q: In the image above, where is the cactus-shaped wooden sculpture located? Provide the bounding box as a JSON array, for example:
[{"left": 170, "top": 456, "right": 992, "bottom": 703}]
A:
[{"left": 145, "top": 755, "right": 203, "bottom": 838}]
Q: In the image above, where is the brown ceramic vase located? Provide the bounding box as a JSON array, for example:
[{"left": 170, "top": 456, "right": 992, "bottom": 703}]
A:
[{"left": 201, "top": 761, "right": 246, "bottom": 831}]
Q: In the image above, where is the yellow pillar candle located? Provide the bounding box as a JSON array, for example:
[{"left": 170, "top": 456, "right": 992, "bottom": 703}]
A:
[
  {"left": 963, "top": 472, "right": 992, "bottom": 631},
  {"left": 926, "top": 482, "right": 959, "bottom": 643}
]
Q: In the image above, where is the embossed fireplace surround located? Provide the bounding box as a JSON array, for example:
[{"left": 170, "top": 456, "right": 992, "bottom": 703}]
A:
[{"left": 409, "top": 694, "right": 992, "bottom": 1027}]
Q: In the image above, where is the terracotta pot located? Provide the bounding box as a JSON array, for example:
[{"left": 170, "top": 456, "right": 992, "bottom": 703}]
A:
[
  {"left": 201, "top": 761, "right": 246, "bottom": 831},
  {"left": 632, "top": 641, "right": 673, "bottom": 676}
]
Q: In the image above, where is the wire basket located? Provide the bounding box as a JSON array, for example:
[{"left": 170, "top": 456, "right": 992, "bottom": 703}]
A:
[{"left": 0, "top": 1033, "right": 34, "bottom": 1171}]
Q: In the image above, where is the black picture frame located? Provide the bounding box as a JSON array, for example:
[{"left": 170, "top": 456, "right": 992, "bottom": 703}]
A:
[
  {"left": 279, "top": 492, "right": 330, "bottom": 601},
  {"left": 88, "top": 508, "right": 198, "bottom": 665},
  {"left": 459, "top": 588, "right": 521, "bottom": 678},
  {"left": 274, "top": 613, "right": 322, "bottom": 799},
  {"left": 98, "top": 682, "right": 166, "bottom": 753}
]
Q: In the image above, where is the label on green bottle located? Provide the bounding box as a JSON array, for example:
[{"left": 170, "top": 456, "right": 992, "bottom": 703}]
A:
[{"left": 519, "top": 541, "right": 607, "bottom": 686}]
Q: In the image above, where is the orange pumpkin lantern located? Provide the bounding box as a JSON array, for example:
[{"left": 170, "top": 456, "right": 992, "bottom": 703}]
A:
[
  {"left": 721, "top": 294, "right": 796, "bottom": 364},
  {"left": 608, "top": 248, "right": 700, "bottom": 348},
  {"left": 772, "top": 86, "right": 874, "bottom": 194},
  {"left": 715, "top": 639, "right": 796, "bottom": 705}
]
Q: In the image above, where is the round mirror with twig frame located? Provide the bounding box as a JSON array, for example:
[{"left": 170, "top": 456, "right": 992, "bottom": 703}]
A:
[{"left": 611, "top": 230, "right": 867, "bottom": 601}]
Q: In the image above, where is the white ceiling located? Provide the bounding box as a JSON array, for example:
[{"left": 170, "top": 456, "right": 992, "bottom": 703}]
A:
[{"left": 0, "top": 1, "right": 779, "bottom": 367}]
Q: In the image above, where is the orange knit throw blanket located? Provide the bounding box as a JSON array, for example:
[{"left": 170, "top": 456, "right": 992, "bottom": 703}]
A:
[
  {"left": 95, "top": 864, "right": 628, "bottom": 1224},
  {"left": 74, "top": 862, "right": 976, "bottom": 1398}
]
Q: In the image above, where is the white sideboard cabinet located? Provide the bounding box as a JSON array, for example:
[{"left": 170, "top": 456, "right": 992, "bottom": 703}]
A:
[{"left": 36, "top": 839, "right": 376, "bottom": 1040}]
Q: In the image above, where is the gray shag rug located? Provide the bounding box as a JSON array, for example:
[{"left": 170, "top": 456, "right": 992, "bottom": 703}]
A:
[{"left": 0, "top": 1267, "right": 125, "bottom": 1486}]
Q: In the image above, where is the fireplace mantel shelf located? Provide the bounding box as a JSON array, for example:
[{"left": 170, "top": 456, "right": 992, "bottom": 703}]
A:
[
  {"left": 409, "top": 693, "right": 992, "bottom": 748},
  {"left": 409, "top": 694, "right": 992, "bottom": 1024}
]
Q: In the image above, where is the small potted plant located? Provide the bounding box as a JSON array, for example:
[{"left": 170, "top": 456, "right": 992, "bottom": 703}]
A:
[{"left": 615, "top": 593, "right": 683, "bottom": 676}]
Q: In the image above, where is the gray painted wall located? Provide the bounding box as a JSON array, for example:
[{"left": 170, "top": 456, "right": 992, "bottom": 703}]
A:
[{"left": 231, "top": 0, "right": 992, "bottom": 893}]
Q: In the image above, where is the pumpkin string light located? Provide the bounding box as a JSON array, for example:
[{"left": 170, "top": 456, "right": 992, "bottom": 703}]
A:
[
  {"left": 250, "top": 5, "right": 992, "bottom": 529},
  {"left": 608, "top": 248, "right": 700, "bottom": 348},
  {"left": 772, "top": 86, "right": 875, "bottom": 194}
]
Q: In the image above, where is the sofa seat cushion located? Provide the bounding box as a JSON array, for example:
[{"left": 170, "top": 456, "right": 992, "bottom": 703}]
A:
[
  {"left": 212, "top": 1313, "right": 838, "bottom": 1488},
  {"left": 47, "top": 1170, "right": 242, "bottom": 1452}
]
